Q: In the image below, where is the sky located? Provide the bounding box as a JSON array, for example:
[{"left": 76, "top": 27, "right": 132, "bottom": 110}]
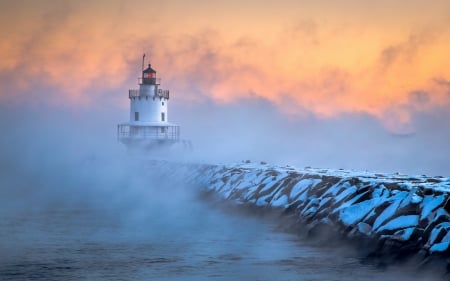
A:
[
  {"left": 0, "top": 0, "right": 449, "bottom": 175},
  {"left": 1, "top": 3, "right": 449, "bottom": 279}
]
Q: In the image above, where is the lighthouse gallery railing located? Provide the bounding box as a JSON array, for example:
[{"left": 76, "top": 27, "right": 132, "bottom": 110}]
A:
[
  {"left": 117, "top": 124, "right": 180, "bottom": 141},
  {"left": 129, "top": 88, "right": 170, "bottom": 99}
]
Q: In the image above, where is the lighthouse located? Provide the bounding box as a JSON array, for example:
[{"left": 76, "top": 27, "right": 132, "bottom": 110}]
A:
[{"left": 117, "top": 56, "right": 180, "bottom": 150}]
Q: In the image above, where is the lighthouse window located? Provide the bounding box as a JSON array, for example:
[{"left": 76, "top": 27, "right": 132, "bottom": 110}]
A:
[
  {"left": 134, "top": 112, "right": 139, "bottom": 121},
  {"left": 161, "top": 112, "right": 165, "bottom": 122},
  {"left": 162, "top": 102, "right": 164, "bottom": 106}
]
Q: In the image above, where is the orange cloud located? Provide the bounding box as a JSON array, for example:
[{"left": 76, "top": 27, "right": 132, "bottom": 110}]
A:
[{"left": 1, "top": 0, "right": 450, "bottom": 132}]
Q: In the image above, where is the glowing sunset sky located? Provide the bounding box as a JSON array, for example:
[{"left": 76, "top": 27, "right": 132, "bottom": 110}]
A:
[{"left": 1, "top": 0, "right": 450, "bottom": 133}]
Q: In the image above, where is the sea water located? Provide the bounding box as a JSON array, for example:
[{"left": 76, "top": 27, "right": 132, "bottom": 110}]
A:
[{"left": 0, "top": 190, "right": 437, "bottom": 281}]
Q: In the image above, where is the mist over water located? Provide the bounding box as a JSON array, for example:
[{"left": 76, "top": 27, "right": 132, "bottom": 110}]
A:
[
  {"left": 171, "top": 97, "right": 450, "bottom": 177},
  {"left": 0, "top": 148, "right": 436, "bottom": 281},
  {"left": 0, "top": 102, "right": 447, "bottom": 280}
]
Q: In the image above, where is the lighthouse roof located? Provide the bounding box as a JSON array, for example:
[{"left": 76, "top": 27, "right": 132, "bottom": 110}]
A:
[{"left": 143, "top": 64, "right": 156, "bottom": 73}]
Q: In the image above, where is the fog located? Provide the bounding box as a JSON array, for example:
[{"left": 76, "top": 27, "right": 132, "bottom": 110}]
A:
[
  {"left": 170, "top": 96, "right": 450, "bottom": 177},
  {"left": 1, "top": 92, "right": 449, "bottom": 214},
  {"left": 0, "top": 92, "right": 448, "bottom": 280}
]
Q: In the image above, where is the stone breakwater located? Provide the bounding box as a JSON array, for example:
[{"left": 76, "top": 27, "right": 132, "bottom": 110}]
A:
[{"left": 153, "top": 160, "right": 450, "bottom": 269}]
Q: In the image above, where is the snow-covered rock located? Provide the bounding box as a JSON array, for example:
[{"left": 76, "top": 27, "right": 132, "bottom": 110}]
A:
[{"left": 149, "top": 160, "right": 450, "bottom": 268}]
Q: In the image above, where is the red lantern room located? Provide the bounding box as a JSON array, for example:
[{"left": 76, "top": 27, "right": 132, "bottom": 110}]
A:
[{"left": 142, "top": 64, "right": 157, "bottom": 85}]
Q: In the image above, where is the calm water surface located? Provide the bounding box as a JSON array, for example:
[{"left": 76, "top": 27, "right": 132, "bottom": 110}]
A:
[{"left": 0, "top": 192, "right": 437, "bottom": 281}]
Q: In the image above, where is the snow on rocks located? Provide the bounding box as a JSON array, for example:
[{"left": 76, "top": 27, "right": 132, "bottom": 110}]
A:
[
  {"left": 147, "top": 159, "right": 450, "bottom": 270},
  {"left": 187, "top": 161, "right": 450, "bottom": 262}
]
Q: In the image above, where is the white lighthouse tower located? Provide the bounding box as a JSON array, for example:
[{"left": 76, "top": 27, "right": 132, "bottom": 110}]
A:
[{"left": 117, "top": 56, "right": 180, "bottom": 150}]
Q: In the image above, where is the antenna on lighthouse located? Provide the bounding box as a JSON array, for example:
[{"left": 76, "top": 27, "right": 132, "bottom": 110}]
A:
[{"left": 142, "top": 53, "right": 146, "bottom": 72}]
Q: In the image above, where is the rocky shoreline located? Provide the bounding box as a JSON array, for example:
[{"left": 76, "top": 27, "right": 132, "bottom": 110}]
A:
[
  {"left": 189, "top": 162, "right": 450, "bottom": 271},
  {"left": 153, "top": 160, "right": 450, "bottom": 274}
]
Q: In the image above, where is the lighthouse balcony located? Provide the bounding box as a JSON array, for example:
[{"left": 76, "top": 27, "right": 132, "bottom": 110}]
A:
[
  {"left": 129, "top": 88, "right": 170, "bottom": 99},
  {"left": 117, "top": 124, "right": 180, "bottom": 142}
]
